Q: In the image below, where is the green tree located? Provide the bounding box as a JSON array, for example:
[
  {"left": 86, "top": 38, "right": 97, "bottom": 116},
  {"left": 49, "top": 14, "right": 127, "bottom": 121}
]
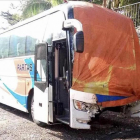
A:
[
  {"left": 120, "top": 0, "right": 140, "bottom": 6},
  {"left": 21, "top": 0, "right": 63, "bottom": 19},
  {"left": 51, "top": 0, "right": 63, "bottom": 6},
  {"left": 92, "top": 0, "right": 103, "bottom": 5},
  {"left": 1, "top": 11, "right": 21, "bottom": 25},
  {"left": 22, "top": 0, "right": 52, "bottom": 19},
  {"left": 100, "top": 0, "right": 139, "bottom": 8},
  {"left": 1, "top": 0, "right": 53, "bottom": 25}
]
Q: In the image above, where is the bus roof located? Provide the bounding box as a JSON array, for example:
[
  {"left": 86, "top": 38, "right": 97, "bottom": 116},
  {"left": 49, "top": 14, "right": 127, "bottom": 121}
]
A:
[{"left": 0, "top": 1, "right": 129, "bottom": 35}]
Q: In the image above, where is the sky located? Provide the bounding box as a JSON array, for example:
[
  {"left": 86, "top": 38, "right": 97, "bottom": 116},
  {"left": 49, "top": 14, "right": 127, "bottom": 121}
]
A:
[{"left": 0, "top": 1, "right": 21, "bottom": 31}]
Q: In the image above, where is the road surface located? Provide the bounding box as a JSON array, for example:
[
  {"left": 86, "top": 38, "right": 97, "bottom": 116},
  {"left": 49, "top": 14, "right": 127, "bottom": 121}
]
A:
[{"left": 0, "top": 103, "right": 140, "bottom": 140}]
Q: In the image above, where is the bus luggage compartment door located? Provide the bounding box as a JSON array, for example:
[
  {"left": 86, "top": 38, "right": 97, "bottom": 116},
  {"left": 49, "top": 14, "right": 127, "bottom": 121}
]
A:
[{"left": 34, "top": 82, "right": 48, "bottom": 124}]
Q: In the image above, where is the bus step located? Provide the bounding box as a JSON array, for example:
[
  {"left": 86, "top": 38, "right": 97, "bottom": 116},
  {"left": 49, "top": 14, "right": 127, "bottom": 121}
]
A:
[{"left": 56, "top": 117, "right": 70, "bottom": 125}]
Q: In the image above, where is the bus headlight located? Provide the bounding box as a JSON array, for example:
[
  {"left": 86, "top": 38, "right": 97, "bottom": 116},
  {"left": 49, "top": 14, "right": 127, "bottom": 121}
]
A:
[{"left": 73, "top": 100, "right": 92, "bottom": 112}]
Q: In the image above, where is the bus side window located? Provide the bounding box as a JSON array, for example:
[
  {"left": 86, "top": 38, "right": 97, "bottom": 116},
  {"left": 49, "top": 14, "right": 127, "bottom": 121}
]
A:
[
  {"left": 0, "top": 35, "right": 9, "bottom": 58},
  {"left": 9, "top": 35, "right": 26, "bottom": 57},
  {"left": 25, "top": 16, "right": 48, "bottom": 55},
  {"left": 9, "top": 27, "right": 26, "bottom": 57},
  {"left": 9, "top": 35, "right": 18, "bottom": 57},
  {"left": 26, "top": 36, "right": 37, "bottom": 55},
  {"left": 16, "top": 37, "right": 26, "bottom": 56}
]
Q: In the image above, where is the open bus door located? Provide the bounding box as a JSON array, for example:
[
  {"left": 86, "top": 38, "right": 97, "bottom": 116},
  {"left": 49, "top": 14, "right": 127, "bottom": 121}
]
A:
[{"left": 34, "top": 43, "right": 49, "bottom": 124}]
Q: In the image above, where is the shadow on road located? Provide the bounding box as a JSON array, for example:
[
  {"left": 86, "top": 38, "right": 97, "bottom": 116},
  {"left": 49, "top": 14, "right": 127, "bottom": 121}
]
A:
[{"left": 0, "top": 103, "right": 31, "bottom": 121}]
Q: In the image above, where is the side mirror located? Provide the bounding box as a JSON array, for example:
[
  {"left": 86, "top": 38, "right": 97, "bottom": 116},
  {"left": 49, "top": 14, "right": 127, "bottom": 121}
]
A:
[
  {"left": 35, "top": 43, "right": 47, "bottom": 60},
  {"left": 63, "top": 19, "right": 84, "bottom": 53},
  {"left": 74, "top": 31, "right": 84, "bottom": 53}
]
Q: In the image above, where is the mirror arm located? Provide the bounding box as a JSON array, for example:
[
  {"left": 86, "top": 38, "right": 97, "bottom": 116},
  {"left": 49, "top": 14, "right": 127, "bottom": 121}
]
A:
[{"left": 63, "top": 19, "right": 83, "bottom": 31}]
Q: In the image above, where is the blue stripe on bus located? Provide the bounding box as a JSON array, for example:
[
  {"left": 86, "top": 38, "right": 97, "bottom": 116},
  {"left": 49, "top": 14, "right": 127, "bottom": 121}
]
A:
[
  {"left": 3, "top": 83, "right": 27, "bottom": 108},
  {"left": 96, "top": 94, "right": 127, "bottom": 102},
  {"left": 24, "top": 58, "right": 41, "bottom": 88},
  {"left": 24, "top": 58, "right": 34, "bottom": 88}
]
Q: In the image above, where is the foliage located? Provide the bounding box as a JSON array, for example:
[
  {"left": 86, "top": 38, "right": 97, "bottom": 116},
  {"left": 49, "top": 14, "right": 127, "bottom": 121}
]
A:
[
  {"left": 92, "top": 0, "right": 103, "bottom": 5},
  {"left": 51, "top": 0, "right": 63, "bottom": 6},
  {"left": 13, "top": 0, "right": 63, "bottom": 20},
  {"left": 120, "top": 0, "right": 140, "bottom": 6},
  {"left": 22, "top": 0, "right": 52, "bottom": 19},
  {"left": 0, "top": 0, "right": 53, "bottom": 25},
  {"left": 92, "top": 0, "right": 140, "bottom": 8},
  {"left": 1, "top": 11, "right": 21, "bottom": 25}
]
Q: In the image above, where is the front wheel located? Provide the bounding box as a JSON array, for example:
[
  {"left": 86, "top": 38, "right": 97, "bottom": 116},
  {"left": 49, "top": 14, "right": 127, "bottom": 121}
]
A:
[{"left": 30, "top": 95, "right": 46, "bottom": 127}]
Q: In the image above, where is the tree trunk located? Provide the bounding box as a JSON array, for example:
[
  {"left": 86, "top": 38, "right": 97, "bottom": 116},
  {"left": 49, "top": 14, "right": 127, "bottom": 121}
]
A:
[{"left": 102, "top": 0, "right": 107, "bottom": 7}]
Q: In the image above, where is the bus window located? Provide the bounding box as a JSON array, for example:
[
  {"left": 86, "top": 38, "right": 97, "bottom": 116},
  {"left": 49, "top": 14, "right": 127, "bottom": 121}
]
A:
[
  {"left": 26, "top": 16, "right": 48, "bottom": 55},
  {"left": 0, "top": 33, "right": 9, "bottom": 58},
  {"left": 17, "top": 38, "right": 26, "bottom": 56},
  {"left": 26, "top": 36, "right": 37, "bottom": 55},
  {"left": 44, "top": 11, "right": 66, "bottom": 46},
  {"left": 9, "top": 35, "right": 18, "bottom": 57},
  {"left": 9, "top": 27, "right": 26, "bottom": 57}
]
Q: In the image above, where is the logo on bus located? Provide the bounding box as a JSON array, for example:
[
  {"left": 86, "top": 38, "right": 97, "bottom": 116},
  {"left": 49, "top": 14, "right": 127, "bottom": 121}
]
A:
[{"left": 17, "top": 64, "right": 32, "bottom": 71}]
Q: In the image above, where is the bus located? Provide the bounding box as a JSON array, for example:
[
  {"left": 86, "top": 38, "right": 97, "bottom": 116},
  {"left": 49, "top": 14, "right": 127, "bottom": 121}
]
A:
[{"left": 0, "top": 1, "right": 140, "bottom": 130}]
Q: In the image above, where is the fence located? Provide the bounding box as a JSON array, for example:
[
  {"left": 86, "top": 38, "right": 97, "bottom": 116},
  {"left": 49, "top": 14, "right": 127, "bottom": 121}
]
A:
[
  {"left": 114, "top": 2, "right": 140, "bottom": 28},
  {"left": 114, "top": 2, "right": 140, "bottom": 40}
]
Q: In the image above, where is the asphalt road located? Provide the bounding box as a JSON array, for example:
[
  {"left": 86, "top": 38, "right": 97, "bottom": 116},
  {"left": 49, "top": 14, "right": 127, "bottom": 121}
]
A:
[{"left": 0, "top": 103, "right": 140, "bottom": 140}]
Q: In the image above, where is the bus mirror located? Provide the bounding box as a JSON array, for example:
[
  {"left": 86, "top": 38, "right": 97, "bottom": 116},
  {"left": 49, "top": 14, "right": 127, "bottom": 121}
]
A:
[
  {"left": 74, "top": 31, "right": 84, "bottom": 53},
  {"left": 35, "top": 43, "right": 47, "bottom": 60}
]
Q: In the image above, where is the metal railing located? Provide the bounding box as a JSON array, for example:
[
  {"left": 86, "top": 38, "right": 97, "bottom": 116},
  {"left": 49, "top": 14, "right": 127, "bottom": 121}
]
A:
[{"left": 114, "top": 2, "right": 140, "bottom": 28}]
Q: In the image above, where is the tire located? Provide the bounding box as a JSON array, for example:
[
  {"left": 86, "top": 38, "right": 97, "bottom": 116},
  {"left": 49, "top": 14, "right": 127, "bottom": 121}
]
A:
[{"left": 30, "top": 95, "right": 46, "bottom": 127}]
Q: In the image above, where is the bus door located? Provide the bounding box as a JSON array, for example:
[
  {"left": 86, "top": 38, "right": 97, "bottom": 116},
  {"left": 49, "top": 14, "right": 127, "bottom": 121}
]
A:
[{"left": 34, "top": 43, "right": 49, "bottom": 123}]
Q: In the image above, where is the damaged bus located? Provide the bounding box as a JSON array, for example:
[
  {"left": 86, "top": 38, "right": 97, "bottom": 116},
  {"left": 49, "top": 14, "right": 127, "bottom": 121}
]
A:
[{"left": 0, "top": 1, "right": 140, "bottom": 129}]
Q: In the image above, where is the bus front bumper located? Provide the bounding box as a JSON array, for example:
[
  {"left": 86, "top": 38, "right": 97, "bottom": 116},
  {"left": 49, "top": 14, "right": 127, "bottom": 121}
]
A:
[{"left": 70, "top": 89, "right": 98, "bottom": 129}]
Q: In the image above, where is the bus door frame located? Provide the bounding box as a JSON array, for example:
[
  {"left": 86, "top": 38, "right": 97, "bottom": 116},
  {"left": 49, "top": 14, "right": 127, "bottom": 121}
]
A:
[
  {"left": 34, "top": 43, "right": 49, "bottom": 124},
  {"left": 52, "top": 38, "right": 69, "bottom": 115}
]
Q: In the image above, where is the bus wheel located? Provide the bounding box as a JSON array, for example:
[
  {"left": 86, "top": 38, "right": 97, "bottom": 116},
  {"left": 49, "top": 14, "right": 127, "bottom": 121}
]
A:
[{"left": 30, "top": 95, "right": 46, "bottom": 127}]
